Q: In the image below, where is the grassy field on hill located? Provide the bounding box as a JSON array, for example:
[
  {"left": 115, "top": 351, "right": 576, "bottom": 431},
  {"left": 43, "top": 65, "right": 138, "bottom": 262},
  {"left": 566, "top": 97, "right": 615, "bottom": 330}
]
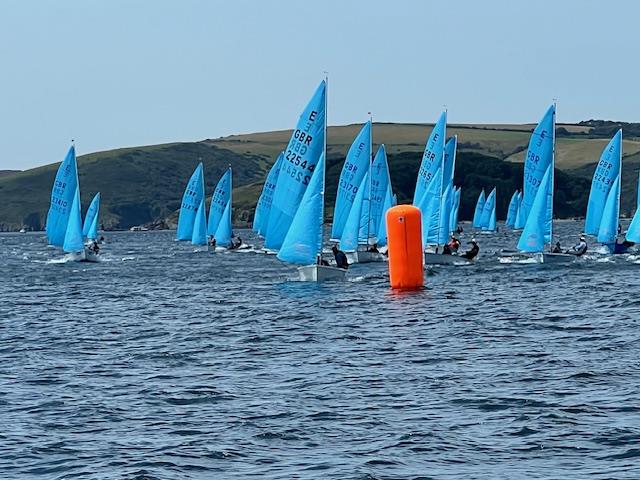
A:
[{"left": 1, "top": 121, "right": 638, "bottom": 231}]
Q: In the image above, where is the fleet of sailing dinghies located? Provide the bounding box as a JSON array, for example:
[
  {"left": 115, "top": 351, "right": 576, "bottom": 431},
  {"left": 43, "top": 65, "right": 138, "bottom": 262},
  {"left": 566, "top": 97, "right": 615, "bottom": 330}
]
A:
[
  {"left": 46, "top": 144, "right": 100, "bottom": 262},
  {"left": 584, "top": 130, "right": 622, "bottom": 249},
  {"left": 176, "top": 164, "right": 235, "bottom": 250}
]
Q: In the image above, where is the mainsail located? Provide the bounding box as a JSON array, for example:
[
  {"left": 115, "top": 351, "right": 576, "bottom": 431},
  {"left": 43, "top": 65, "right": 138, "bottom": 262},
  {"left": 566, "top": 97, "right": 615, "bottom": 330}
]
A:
[
  {"left": 208, "top": 168, "right": 232, "bottom": 236},
  {"left": 480, "top": 188, "right": 497, "bottom": 231},
  {"left": 370, "top": 145, "right": 392, "bottom": 240},
  {"left": 506, "top": 190, "right": 519, "bottom": 227},
  {"left": 331, "top": 121, "right": 372, "bottom": 240},
  {"left": 472, "top": 190, "right": 486, "bottom": 228},
  {"left": 253, "top": 153, "right": 283, "bottom": 236},
  {"left": 176, "top": 163, "right": 205, "bottom": 241},
  {"left": 521, "top": 105, "right": 555, "bottom": 223},
  {"left": 413, "top": 111, "right": 446, "bottom": 205},
  {"left": 46, "top": 145, "right": 79, "bottom": 248},
  {"left": 584, "top": 130, "right": 622, "bottom": 238},
  {"left": 341, "top": 171, "right": 369, "bottom": 251},
  {"left": 83, "top": 192, "right": 101, "bottom": 240},
  {"left": 265, "top": 81, "right": 326, "bottom": 250}
]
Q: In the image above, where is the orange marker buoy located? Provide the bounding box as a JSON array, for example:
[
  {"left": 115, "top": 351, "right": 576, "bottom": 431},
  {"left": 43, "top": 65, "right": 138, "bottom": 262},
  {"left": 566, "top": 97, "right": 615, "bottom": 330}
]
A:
[{"left": 386, "top": 205, "right": 423, "bottom": 289}]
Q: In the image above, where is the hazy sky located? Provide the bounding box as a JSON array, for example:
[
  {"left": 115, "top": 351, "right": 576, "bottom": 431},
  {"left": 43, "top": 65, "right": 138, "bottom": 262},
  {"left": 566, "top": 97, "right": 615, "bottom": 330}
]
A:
[{"left": 2, "top": 0, "right": 638, "bottom": 170}]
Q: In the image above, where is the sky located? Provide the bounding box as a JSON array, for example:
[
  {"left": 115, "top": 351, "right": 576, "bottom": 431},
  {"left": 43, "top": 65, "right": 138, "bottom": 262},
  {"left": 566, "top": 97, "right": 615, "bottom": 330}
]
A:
[{"left": 1, "top": 0, "right": 638, "bottom": 170}]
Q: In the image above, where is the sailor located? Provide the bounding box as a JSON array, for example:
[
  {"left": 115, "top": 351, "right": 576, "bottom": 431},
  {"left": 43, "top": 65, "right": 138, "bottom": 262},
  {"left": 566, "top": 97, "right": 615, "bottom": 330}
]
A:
[
  {"left": 460, "top": 238, "right": 479, "bottom": 260},
  {"left": 332, "top": 245, "right": 349, "bottom": 270},
  {"left": 613, "top": 238, "right": 635, "bottom": 254},
  {"left": 91, "top": 240, "right": 100, "bottom": 254},
  {"left": 551, "top": 241, "right": 562, "bottom": 253},
  {"left": 447, "top": 235, "right": 461, "bottom": 253},
  {"left": 567, "top": 235, "right": 588, "bottom": 256},
  {"left": 368, "top": 243, "right": 379, "bottom": 253},
  {"left": 208, "top": 235, "right": 216, "bottom": 248},
  {"left": 229, "top": 234, "right": 241, "bottom": 250}
]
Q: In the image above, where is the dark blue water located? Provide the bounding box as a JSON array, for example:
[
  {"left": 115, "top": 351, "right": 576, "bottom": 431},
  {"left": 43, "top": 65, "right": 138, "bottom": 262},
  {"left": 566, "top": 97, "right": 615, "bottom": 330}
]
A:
[{"left": 2, "top": 222, "right": 640, "bottom": 479}]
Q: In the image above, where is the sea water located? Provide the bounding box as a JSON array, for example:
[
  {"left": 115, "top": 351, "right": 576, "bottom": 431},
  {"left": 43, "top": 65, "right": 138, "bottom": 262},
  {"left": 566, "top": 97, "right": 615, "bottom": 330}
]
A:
[{"left": 1, "top": 221, "right": 639, "bottom": 479}]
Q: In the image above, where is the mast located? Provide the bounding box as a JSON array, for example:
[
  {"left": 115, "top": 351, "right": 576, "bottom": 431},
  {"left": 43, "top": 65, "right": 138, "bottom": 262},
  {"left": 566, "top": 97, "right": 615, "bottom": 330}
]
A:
[
  {"left": 367, "top": 112, "right": 373, "bottom": 245},
  {"left": 319, "top": 73, "right": 328, "bottom": 262},
  {"left": 548, "top": 102, "right": 556, "bottom": 249},
  {"left": 437, "top": 109, "right": 447, "bottom": 251},
  {"left": 618, "top": 129, "right": 622, "bottom": 233}
]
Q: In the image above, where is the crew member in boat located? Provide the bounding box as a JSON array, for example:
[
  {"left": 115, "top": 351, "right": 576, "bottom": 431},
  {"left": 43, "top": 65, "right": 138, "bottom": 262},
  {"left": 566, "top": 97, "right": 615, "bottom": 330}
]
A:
[
  {"left": 332, "top": 245, "right": 349, "bottom": 270},
  {"left": 228, "top": 234, "right": 242, "bottom": 250},
  {"left": 208, "top": 235, "right": 216, "bottom": 248},
  {"left": 551, "top": 241, "right": 562, "bottom": 253},
  {"left": 88, "top": 240, "right": 100, "bottom": 254},
  {"left": 460, "top": 238, "right": 479, "bottom": 260},
  {"left": 612, "top": 238, "right": 635, "bottom": 254},
  {"left": 566, "top": 235, "right": 587, "bottom": 256},
  {"left": 367, "top": 243, "right": 379, "bottom": 253},
  {"left": 442, "top": 235, "right": 460, "bottom": 255}
]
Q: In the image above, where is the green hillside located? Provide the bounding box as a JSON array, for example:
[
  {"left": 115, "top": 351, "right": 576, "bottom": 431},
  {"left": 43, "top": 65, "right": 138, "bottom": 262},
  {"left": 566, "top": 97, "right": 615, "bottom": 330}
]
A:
[{"left": 1, "top": 121, "right": 638, "bottom": 231}]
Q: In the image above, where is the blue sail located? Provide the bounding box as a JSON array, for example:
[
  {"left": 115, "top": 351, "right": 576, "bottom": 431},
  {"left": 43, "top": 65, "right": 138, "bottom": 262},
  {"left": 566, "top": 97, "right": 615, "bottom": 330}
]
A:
[
  {"left": 253, "top": 153, "right": 283, "bottom": 235},
  {"left": 370, "top": 145, "right": 392, "bottom": 238},
  {"left": 488, "top": 199, "right": 497, "bottom": 232},
  {"left": 584, "top": 130, "right": 622, "bottom": 235},
  {"left": 176, "top": 162, "right": 205, "bottom": 241},
  {"left": 208, "top": 168, "right": 232, "bottom": 236},
  {"left": 480, "top": 188, "right": 497, "bottom": 231},
  {"left": 191, "top": 198, "right": 208, "bottom": 245},
  {"left": 341, "top": 171, "right": 368, "bottom": 251},
  {"left": 215, "top": 199, "right": 232, "bottom": 246},
  {"left": 521, "top": 105, "right": 555, "bottom": 223},
  {"left": 82, "top": 192, "right": 101, "bottom": 238},
  {"left": 413, "top": 111, "right": 446, "bottom": 205},
  {"left": 417, "top": 176, "right": 440, "bottom": 248},
  {"left": 518, "top": 166, "right": 552, "bottom": 253},
  {"left": 331, "top": 121, "right": 372, "bottom": 240},
  {"left": 63, "top": 187, "right": 84, "bottom": 253},
  {"left": 437, "top": 185, "right": 453, "bottom": 243},
  {"left": 277, "top": 153, "right": 325, "bottom": 264},
  {"left": 514, "top": 192, "right": 525, "bottom": 229},
  {"left": 265, "top": 81, "right": 326, "bottom": 251},
  {"left": 505, "top": 190, "right": 519, "bottom": 227},
  {"left": 87, "top": 211, "right": 99, "bottom": 241},
  {"left": 443, "top": 136, "right": 457, "bottom": 187},
  {"left": 472, "top": 190, "right": 486, "bottom": 227},
  {"left": 449, "top": 187, "right": 461, "bottom": 232},
  {"left": 627, "top": 176, "right": 640, "bottom": 242},
  {"left": 46, "top": 145, "right": 79, "bottom": 247},
  {"left": 597, "top": 175, "right": 620, "bottom": 244},
  {"left": 376, "top": 186, "right": 394, "bottom": 247}
]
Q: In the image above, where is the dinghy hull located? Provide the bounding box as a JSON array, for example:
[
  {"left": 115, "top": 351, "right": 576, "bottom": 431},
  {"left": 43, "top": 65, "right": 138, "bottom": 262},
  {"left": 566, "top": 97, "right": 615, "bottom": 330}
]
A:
[
  {"left": 66, "top": 247, "right": 99, "bottom": 263},
  {"left": 498, "top": 252, "right": 575, "bottom": 264},
  {"left": 424, "top": 252, "right": 472, "bottom": 266},
  {"left": 346, "top": 250, "right": 386, "bottom": 264},
  {"left": 298, "top": 265, "right": 347, "bottom": 282}
]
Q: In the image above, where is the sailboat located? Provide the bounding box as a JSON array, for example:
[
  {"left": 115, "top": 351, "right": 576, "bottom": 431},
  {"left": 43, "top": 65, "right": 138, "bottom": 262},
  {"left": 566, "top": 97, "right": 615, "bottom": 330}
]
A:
[
  {"left": 479, "top": 187, "right": 497, "bottom": 233},
  {"left": 176, "top": 162, "right": 205, "bottom": 242},
  {"left": 501, "top": 104, "right": 574, "bottom": 264},
  {"left": 46, "top": 144, "right": 98, "bottom": 262},
  {"left": 82, "top": 192, "right": 101, "bottom": 241},
  {"left": 584, "top": 130, "right": 622, "bottom": 252},
  {"left": 269, "top": 79, "right": 344, "bottom": 281},
  {"left": 207, "top": 167, "right": 236, "bottom": 250},
  {"left": 472, "top": 189, "right": 486, "bottom": 228}
]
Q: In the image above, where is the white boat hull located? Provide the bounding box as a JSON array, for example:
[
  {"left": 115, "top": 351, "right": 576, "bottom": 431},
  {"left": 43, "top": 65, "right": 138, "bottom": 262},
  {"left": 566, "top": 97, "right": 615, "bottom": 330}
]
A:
[
  {"left": 424, "top": 252, "right": 473, "bottom": 266},
  {"left": 67, "top": 247, "right": 100, "bottom": 263},
  {"left": 346, "top": 250, "right": 386, "bottom": 264},
  {"left": 297, "top": 264, "right": 347, "bottom": 282},
  {"left": 498, "top": 252, "right": 575, "bottom": 264}
]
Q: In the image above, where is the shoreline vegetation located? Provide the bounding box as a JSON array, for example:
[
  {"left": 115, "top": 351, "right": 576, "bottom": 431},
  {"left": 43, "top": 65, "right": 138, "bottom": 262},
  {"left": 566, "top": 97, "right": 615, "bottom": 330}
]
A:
[{"left": 2, "top": 120, "right": 639, "bottom": 232}]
